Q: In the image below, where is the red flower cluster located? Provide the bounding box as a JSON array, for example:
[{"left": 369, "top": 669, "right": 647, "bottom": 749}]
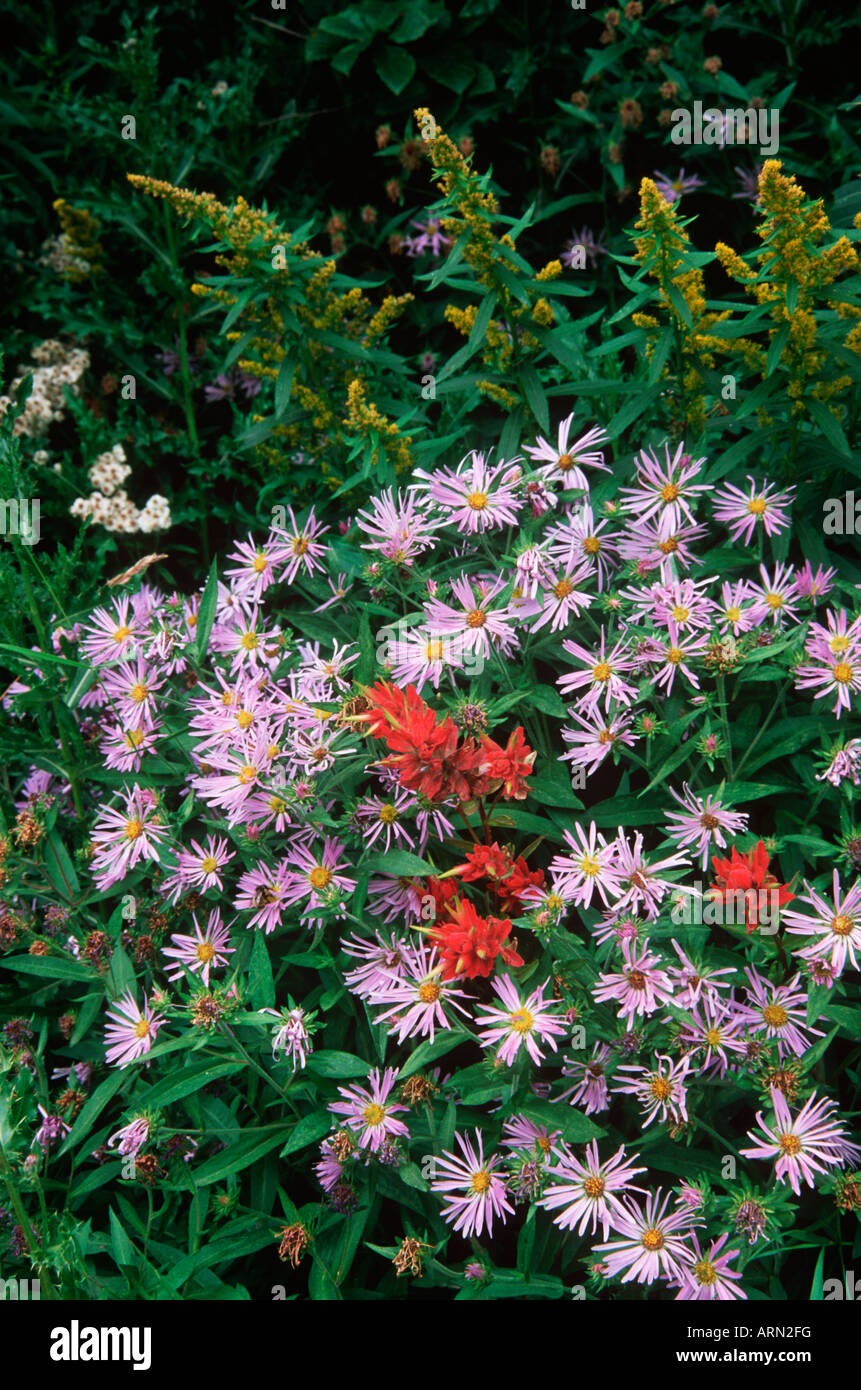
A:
[
  {"left": 428, "top": 896, "right": 523, "bottom": 981},
  {"left": 709, "top": 841, "right": 795, "bottom": 934},
  {"left": 357, "top": 682, "right": 535, "bottom": 804},
  {"left": 460, "top": 841, "right": 544, "bottom": 914}
]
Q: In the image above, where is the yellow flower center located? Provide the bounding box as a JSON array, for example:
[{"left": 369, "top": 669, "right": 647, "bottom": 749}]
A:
[
  {"left": 658, "top": 537, "right": 678, "bottom": 554},
  {"left": 778, "top": 1133, "right": 801, "bottom": 1155},
  {"left": 196, "top": 941, "right": 216, "bottom": 963},
  {"left": 597, "top": 728, "right": 614, "bottom": 745},
  {"left": 762, "top": 1004, "right": 788, "bottom": 1027},
  {"left": 554, "top": 578, "right": 574, "bottom": 599},
  {"left": 765, "top": 593, "right": 783, "bottom": 609},
  {"left": 124, "top": 729, "right": 145, "bottom": 749},
  {"left": 363, "top": 1103, "right": 385, "bottom": 1126},
  {"left": 510, "top": 1008, "right": 534, "bottom": 1033},
  {"left": 579, "top": 855, "right": 601, "bottom": 878},
  {"left": 425, "top": 639, "right": 445, "bottom": 661},
  {"left": 309, "top": 866, "right": 332, "bottom": 890},
  {"left": 557, "top": 453, "right": 573, "bottom": 471},
  {"left": 583, "top": 536, "right": 601, "bottom": 554},
  {"left": 671, "top": 605, "right": 689, "bottom": 623},
  {"left": 660, "top": 483, "right": 680, "bottom": 501},
  {"left": 747, "top": 497, "right": 767, "bottom": 514},
  {"left": 833, "top": 662, "right": 853, "bottom": 683},
  {"left": 471, "top": 1169, "right": 491, "bottom": 1193},
  {"left": 694, "top": 1259, "right": 718, "bottom": 1286},
  {"left": 292, "top": 537, "right": 309, "bottom": 555},
  {"left": 241, "top": 631, "right": 259, "bottom": 651},
  {"left": 667, "top": 647, "right": 682, "bottom": 664},
  {"left": 379, "top": 804, "right": 398, "bottom": 824},
  {"left": 269, "top": 796, "right": 287, "bottom": 813},
  {"left": 134, "top": 1018, "right": 150, "bottom": 1039},
  {"left": 831, "top": 913, "right": 853, "bottom": 936},
  {"left": 238, "top": 765, "right": 256, "bottom": 784},
  {"left": 705, "top": 1028, "right": 722, "bottom": 1047},
  {"left": 725, "top": 605, "right": 741, "bottom": 622},
  {"left": 125, "top": 818, "right": 143, "bottom": 840},
  {"left": 642, "top": 1227, "right": 665, "bottom": 1250},
  {"left": 467, "top": 491, "right": 488, "bottom": 510},
  {"left": 583, "top": 1175, "right": 605, "bottom": 1198},
  {"left": 418, "top": 982, "right": 440, "bottom": 1003},
  {"left": 113, "top": 625, "right": 131, "bottom": 643},
  {"left": 592, "top": 661, "right": 612, "bottom": 682},
  {"left": 236, "top": 709, "right": 254, "bottom": 729},
  {"left": 130, "top": 682, "right": 148, "bottom": 703},
  {"left": 201, "top": 856, "right": 218, "bottom": 874},
  {"left": 650, "top": 1076, "right": 672, "bottom": 1100},
  {"left": 830, "top": 636, "right": 850, "bottom": 654},
  {"left": 466, "top": 608, "right": 487, "bottom": 628},
  {"left": 253, "top": 553, "right": 267, "bottom": 573}
]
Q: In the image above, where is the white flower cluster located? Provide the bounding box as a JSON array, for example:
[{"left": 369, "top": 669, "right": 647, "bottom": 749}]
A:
[
  {"left": 38, "top": 234, "right": 92, "bottom": 282},
  {"left": 69, "top": 444, "right": 172, "bottom": 534},
  {"left": 0, "top": 339, "right": 90, "bottom": 438}
]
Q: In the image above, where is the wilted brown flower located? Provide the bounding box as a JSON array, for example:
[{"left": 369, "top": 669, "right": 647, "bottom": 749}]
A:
[
  {"left": 540, "top": 145, "right": 561, "bottom": 176},
  {"left": 619, "top": 99, "right": 643, "bottom": 130},
  {"left": 375, "top": 124, "right": 392, "bottom": 149},
  {"left": 393, "top": 1237, "right": 429, "bottom": 1277},
  {"left": 400, "top": 1074, "right": 440, "bottom": 1106},
  {"left": 278, "top": 1222, "right": 310, "bottom": 1267}
]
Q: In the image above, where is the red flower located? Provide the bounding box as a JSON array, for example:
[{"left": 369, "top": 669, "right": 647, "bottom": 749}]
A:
[
  {"left": 460, "top": 842, "right": 512, "bottom": 883},
  {"left": 709, "top": 841, "right": 794, "bottom": 933},
  {"left": 479, "top": 726, "right": 536, "bottom": 801},
  {"left": 359, "top": 681, "right": 494, "bottom": 802},
  {"left": 429, "top": 897, "right": 523, "bottom": 980}
]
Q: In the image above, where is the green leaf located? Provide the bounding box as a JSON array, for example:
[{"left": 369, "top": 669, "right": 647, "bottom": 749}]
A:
[
  {"left": 109, "top": 1208, "right": 136, "bottom": 1269},
  {"left": 361, "top": 848, "right": 435, "bottom": 877},
  {"left": 44, "top": 830, "right": 80, "bottom": 900},
  {"left": 140, "top": 1060, "right": 245, "bottom": 1110},
  {"left": 305, "top": 1051, "right": 371, "bottom": 1078},
  {"left": 192, "top": 1130, "right": 288, "bottom": 1185},
  {"left": 398, "top": 1161, "right": 430, "bottom": 1193},
  {"left": 0, "top": 954, "right": 93, "bottom": 981},
  {"left": 399, "top": 1030, "right": 471, "bottom": 1077},
  {"left": 518, "top": 1097, "right": 604, "bottom": 1144},
  {"left": 280, "top": 1111, "right": 334, "bottom": 1158},
  {"left": 810, "top": 1247, "right": 825, "bottom": 1301},
  {"left": 807, "top": 399, "right": 850, "bottom": 457},
  {"left": 195, "top": 558, "right": 219, "bottom": 660},
  {"left": 249, "top": 931, "right": 276, "bottom": 1009},
  {"left": 375, "top": 44, "right": 416, "bottom": 94},
  {"left": 274, "top": 352, "right": 296, "bottom": 416},
  {"left": 59, "top": 1069, "right": 129, "bottom": 1158},
  {"left": 519, "top": 363, "right": 550, "bottom": 433}
]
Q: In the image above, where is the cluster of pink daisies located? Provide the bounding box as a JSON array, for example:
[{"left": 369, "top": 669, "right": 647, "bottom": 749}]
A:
[{"left": 11, "top": 414, "right": 860, "bottom": 1296}]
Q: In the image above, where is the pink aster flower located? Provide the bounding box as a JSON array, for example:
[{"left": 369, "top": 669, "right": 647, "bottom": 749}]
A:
[
  {"left": 523, "top": 415, "right": 609, "bottom": 492},
  {"left": 667, "top": 940, "right": 736, "bottom": 1008},
  {"left": 593, "top": 938, "right": 676, "bottom": 1024},
  {"left": 619, "top": 443, "right": 709, "bottom": 531},
  {"left": 541, "top": 1141, "right": 647, "bottom": 1238},
  {"left": 712, "top": 475, "right": 795, "bottom": 544},
  {"left": 549, "top": 820, "right": 623, "bottom": 909},
  {"left": 107, "top": 1117, "right": 151, "bottom": 1157},
  {"left": 355, "top": 486, "right": 438, "bottom": 565},
  {"left": 608, "top": 830, "right": 693, "bottom": 921},
  {"left": 677, "top": 993, "right": 748, "bottom": 1077},
  {"left": 747, "top": 562, "right": 801, "bottom": 627},
  {"left": 101, "top": 654, "right": 165, "bottom": 731},
  {"left": 557, "top": 1043, "right": 613, "bottom": 1113},
  {"left": 262, "top": 1006, "right": 312, "bottom": 1068},
  {"left": 353, "top": 785, "right": 416, "bottom": 851},
  {"left": 737, "top": 967, "right": 823, "bottom": 1058},
  {"left": 80, "top": 595, "right": 140, "bottom": 666},
  {"left": 32, "top": 1105, "right": 71, "bottom": 1153},
  {"left": 412, "top": 452, "right": 523, "bottom": 533},
  {"left": 613, "top": 1053, "right": 691, "bottom": 1128},
  {"left": 547, "top": 503, "right": 620, "bottom": 590},
  {"left": 560, "top": 709, "right": 637, "bottom": 777},
  {"left": 592, "top": 1187, "right": 700, "bottom": 1283},
  {"left": 234, "top": 858, "right": 293, "bottom": 934},
  {"left": 794, "top": 646, "right": 861, "bottom": 718},
  {"left": 475, "top": 975, "right": 567, "bottom": 1066},
  {"left": 715, "top": 579, "right": 768, "bottom": 636},
  {"left": 160, "top": 834, "right": 235, "bottom": 904},
  {"left": 617, "top": 516, "right": 708, "bottom": 578},
  {"left": 674, "top": 1232, "right": 747, "bottom": 1300},
  {"left": 740, "top": 1087, "right": 861, "bottom": 1195},
  {"left": 532, "top": 559, "right": 593, "bottom": 633},
  {"left": 424, "top": 573, "right": 519, "bottom": 660},
  {"left": 664, "top": 782, "right": 749, "bottom": 871},
  {"left": 430, "top": 1129, "right": 514, "bottom": 1238},
  {"left": 104, "top": 990, "right": 165, "bottom": 1068},
  {"left": 272, "top": 506, "right": 329, "bottom": 584},
  {"left": 795, "top": 560, "right": 836, "bottom": 601},
  {"left": 329, "top": 1066, "right": 409, "bottom": 1152},
  {"left": 652, "top": 168, "right": 705, "bottom": 203},
  {"left": 558, "top": 627, "right": 638, "bottom": 714},
  {"left": 816, "top": 740, "right": 861, "bottom": 788},
  {"left": 224, "top": 531, "right": 289, "bottom": 601},
  {"left": 90, "top": 785, "right": 168, "bottom": 891},
  {"left": 162, "top": 909, "right": 234, "bottom": 987},
  {"left": 385, "top": 627, "right": 466, "bottom": 692},
  {"left": 501, "top": 1115, "right": 561, "bottom": 1156},
  {"left": 369, "top": 940, "right": 471, "bottom": 1043},
  {"left": 341, "top": 930, "right": 411, "bottom": 999},
  {"left": 282, "top": 836, "right": 356, "bottom": 930},
  {"left": 782, "top": 870, "right": 861, "bottom": 977}
]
